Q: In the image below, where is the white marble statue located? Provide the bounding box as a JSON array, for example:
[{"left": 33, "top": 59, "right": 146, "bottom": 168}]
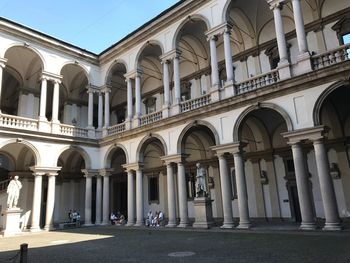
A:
[
  {"left": 7, "top": 175, "right": 22, "bottom": 209},
  {"left": 196, "top": 163, "right": 207, "bottom": 197}
]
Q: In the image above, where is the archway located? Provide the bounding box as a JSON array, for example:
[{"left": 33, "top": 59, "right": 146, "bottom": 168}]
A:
[
  {"left": 60, "top": 64, "right": 89, "bottom": 127},
  {"left": 3, "top": 46, "right": 43, "bottom": 117},
  {"left": 235, "top": 106, "right": 304, "bottom": 222},
  {"left": 108, "top": 147, "right": 128, "bottom": 217},
  {"left": 55, "top": 148, "right": 86, "bottom": 224}
]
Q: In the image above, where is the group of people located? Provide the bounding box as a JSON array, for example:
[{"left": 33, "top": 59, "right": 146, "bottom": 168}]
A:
[
  {"left": 68, "top": 210, "right": 81, "bottom": 224},
  {"left": 110, "top": 211, "right": 126, "bottom": 225},
  {"left": 145, "top": 210, "right": 164, "bottom": 227}
]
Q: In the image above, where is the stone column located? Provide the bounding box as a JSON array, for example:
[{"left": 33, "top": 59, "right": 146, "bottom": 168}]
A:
[
  {"left": 127, "top": 170, "right": 135, "bottom": 226},
  {"left": 177, "top": 161, "right": 189, "bottom": 227},
  {"left": 51, "top": 80, "right": 60, "bottom": 123},
  {"left": 87, "top": 89, "right": 94, "bottom": 128},
  {"left": 290, "top": 142, "right": 316, "bottom": 230},
  {"left": 84, "top": 174, "right": 93, "bottom": 226},
  {"left": 162, "top": 60, "right": 170, "bottom": 108},
  {"left": 135, "top": 166, "right": 144, "bottom": 226},
  {"left": 134, "top": 71, "right": 142, "bottom": 118},
  {"left": 95, "top": 175, "right": 102, "bottom": 225},
  {"left": 0, "top": 58, "right": 7, "bottom": 112},
  {"left": 271, "top": 3, "right": 288, "bottom": 64},
  {"left": 313, "top": 139, "right": 342, "bottom": 230},
  {"left": 104, "top": 88, "right": 110, "bottom": 127},
  {"left": 39, "top": 77, "right": 48, "bottom": 121},
  {"left": 44, "top": 172, "right": 57, "bottom": 231},
  {"left": 233, "top": 143, "right": 251, "bottom": 229},
  {"left": 166, "top": 163, "right": 177, "bottom": 227},
  {"left": 101, "top": 170, "right": 111, "bottom": 225},
  {"left": 98, "top": 91, "right": 103, "bottom": 129},
  {"left": 173, "top": 51, "right": 181, "bottom": 105},
  {"left": 30, "top": 173, "right": 43, "bottom": 232},
  {"left": 218, "top": 153, "right": 234, "bottom": 228},
  {"left": 126, "top": 78, "right": 133, "bottom": 120},
  {"left": 291, "top": 0, "right": 308, "bottom": 54},
  {"left": 209, "top": 35, "right": 220, "bottom": 89},
  {"left": 223, "top": 27, "right": 235, "bottom": 85}
]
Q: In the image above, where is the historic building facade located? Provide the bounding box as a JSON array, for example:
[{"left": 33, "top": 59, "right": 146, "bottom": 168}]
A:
[{"left": 0, "top": 0, "right": 349, "bottom": 231}]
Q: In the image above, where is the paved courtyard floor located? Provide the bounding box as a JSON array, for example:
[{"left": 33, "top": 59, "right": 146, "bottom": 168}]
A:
[{"left": 0, "top": 226, "right": 350, "bottom": 263}]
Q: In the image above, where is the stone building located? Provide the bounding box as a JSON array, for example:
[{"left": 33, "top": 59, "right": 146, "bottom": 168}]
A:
[{"left": 0, "top": 0, "right": 349, "bottom": 231}]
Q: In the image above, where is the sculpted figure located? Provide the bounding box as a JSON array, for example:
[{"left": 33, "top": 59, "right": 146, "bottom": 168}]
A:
[
  {"left": 196, "top": 163, "right": 207, "bottom": 197},
  {"left": 7, "top": 175, "right": 22, "bottom": 208}
]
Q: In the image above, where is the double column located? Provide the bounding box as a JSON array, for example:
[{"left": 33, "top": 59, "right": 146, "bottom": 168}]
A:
[
  {"left": 97, "top": 87, "right": 111, "bottom": 129},
  {"left": 82, "top": 169, "right": 95, "bottom": 226},
  {"left": 176, "top": 155, "right": 189, "bottom": 227},
  {"left": 87, "top": 88, "right": 95, "bottom": 129},
  {"left": 30, "top": 166, "right": 61, "bottom": 232},
  {"left": 122, "top": 162, "right": 144, "bottom": 226},
  {"left": 283, "top": 126, "right": 342, "bottom": 230},
  {"left": 100, "top": 169, "right": 112, "bottom": 225}
]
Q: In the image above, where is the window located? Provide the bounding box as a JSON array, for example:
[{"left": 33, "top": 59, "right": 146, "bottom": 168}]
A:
[
  {"left": 144, "top": 97, "right": 156, "bottom": 114},
  {"left": 148, "top": 176, "right": 159, "bottom": 204},
  {"left": 332, "top": 16, "right": 350, "bottom": 45}
]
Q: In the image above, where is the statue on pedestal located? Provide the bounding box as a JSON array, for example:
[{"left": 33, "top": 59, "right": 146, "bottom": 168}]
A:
[
  {"left": 7, "top": 175, "right": 22, "bottom": 209},
  {"left": 196, "top": 163, "right": 207, "bottom": 197}
]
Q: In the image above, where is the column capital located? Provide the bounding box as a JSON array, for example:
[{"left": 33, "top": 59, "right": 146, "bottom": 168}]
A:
[
  {"left": 0, "top": 58, "right": 8, "bottom": 68},
  {"left": 81, "top": 169, "right": 98, "bottom": 177},
  {"left": 231, "top": 141, "right": 248, "bottom": 154},
  {"left": 160, "top": 49, "right": 181, "bottom": 61},
  {"left": 205, "top": 22, "right": 233, "bottom": 38},
  {"left": 122, "top": 162, "right": 144, "bottom": 172},
  {"left": 99, "top": 168, "right": 114, "bottom": 177},
  {"left": 211, "top": 143, "right": 237, "bottom": 156},
  {"left": 282, "top": 126, "right": 329, "bottom": 144},
  {"left": 267, "top": 0, "right": 285, "bottom": 10},
  {"left": 30, "top": 166, "right": 61, "bottom": 176},
  {"left": 161, "top": 154, "right": 185, "bottom": 165}
]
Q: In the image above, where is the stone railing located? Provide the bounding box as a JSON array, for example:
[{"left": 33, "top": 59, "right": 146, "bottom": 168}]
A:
[
  {"left": 60, "top": 124, "right": 89, "bottom": 138},
  {"left": 181, "top": 94, "right": 211, "bottom": 113},
  {"left": 0, "top": 179, "right": 10, "bottom": 193},
  {"left": 312, "top": 43, "right": 350, "bottom": 70},
  {"left": 236, "top": 69, "right": 280, "bottom": 95},
  {"left": 0, "top": 114, "right": 38, "bottom": 131},
  {"left": 140, "top": 111, "right": 163, "bottom": 126},
  {"left": 108, "top": 122, "right": 126, "bottom": 135}
]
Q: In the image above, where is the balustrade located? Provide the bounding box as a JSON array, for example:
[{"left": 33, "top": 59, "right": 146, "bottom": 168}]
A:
[
  {"left": 107, "top": 123, "right": 126, "bottom": 135},
  {"left": 0, "top": 114, "right": 38, "bottom": 131},
  {"left": 236, "top": 70, "right": 280, "bottom": 95},
  {"left": 60, "top": 124, "right": 89, "bottom": 138},
  {"left": 140, "top": 111, "right": 163, "bottom": 126},
  {"left": 312, "top": 43, "right": 350, "bottom": 70},
  {"left": 180, "top": 94, "right": 211, "bottom": 113}
]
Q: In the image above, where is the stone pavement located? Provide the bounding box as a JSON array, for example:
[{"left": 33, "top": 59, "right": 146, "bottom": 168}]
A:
[{"left": 0, "top": 225, "right": 350, "bottom": 263}]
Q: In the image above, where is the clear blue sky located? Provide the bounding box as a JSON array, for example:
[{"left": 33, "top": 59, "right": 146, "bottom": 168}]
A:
[{"left": 0, "top": 0, "right": 180, "bottom": 54}]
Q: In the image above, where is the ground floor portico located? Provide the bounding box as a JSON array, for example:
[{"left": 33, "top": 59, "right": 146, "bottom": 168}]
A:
[{"left": 0, "top": 80, "right": 350, "bottom": 232}]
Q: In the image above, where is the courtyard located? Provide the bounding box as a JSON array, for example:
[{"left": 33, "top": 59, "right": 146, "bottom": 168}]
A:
[{"left": 0, "top": 226, "right": 349, "bottom": 263}]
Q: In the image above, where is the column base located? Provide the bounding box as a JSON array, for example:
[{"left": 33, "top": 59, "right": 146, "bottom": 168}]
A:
[
  {"left": 210, "top": 85, "right": 221, "bottom": 102},
  {"left": 165, "top": 222, "right": 177, "bottom": 228},
  {"left": 171, "top": 104, "right": 181, "bottom": 115},
  {"left": 295, "top": 52, "right": 312, "bottom": 75},
  {"left": 299, "top": 222, "right": 317, "bottom": 230},
  {"left": 323, "top": 222, "right": 342, "bottom": 231},
  {"left": 220, "top": 222, "right": 235, "bottom": 229},
  {"left": 162, "top": 105, "right": 170, "bottom": 118},
  {"left": 30, "top": 226, "right": 42, "bottom": 232},
  {"left": 83, "top": 223, "right": 94, "bottom": 227},
  {"left": 236, "top": 222, "right": 252, "bottom": 230},
  {"left": 38, "top": 119, "right": 50, "bottom": 133},
  {"left": 126, "top": 222, "right": 135, "bottom": 226},
  {"left": 132, "top": 116, "right": 141, "bottom": 128},
  {"left": 134, "top": 221, "right": 144, "bottom": 227},
  {"left": 101, "top": 220, "right": 110, "bottom": 225},
  {"left": 277, "top": 60, "right": 291, "bottom": 80},
  {"left": 224, "top": 80, "right": 236, "bottom": 98},
  {"left": 51, "top": 120, "right": 61, "bottom": 134},
  {"left": 87, "top": 128, "right": 95, "bottom": 139},
  {"left": 44, "top": 225, "right": 55, "bottom": 231},
  {"left": 177, "top": 222, "right": 190, "bottom": 228}
]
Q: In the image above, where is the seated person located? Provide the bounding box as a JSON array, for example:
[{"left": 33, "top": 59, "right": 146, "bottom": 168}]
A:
[
  {"left": 158, "top": 211, "right": 164, "bottom": 226},
  {"left": 146, "top": 211, "right": 153, "bottom": 227},
  {"left": 110, "top": 213, "right": 117, "bottom": 225},
  {"left": 152, "top": 211, "right": 159, "bottom": 227},
  {"left": 116, "top": 212, "right": 125, "bottom": 225}
]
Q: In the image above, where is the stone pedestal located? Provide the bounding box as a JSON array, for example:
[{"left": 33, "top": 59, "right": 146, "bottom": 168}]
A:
[
  {"left": 193, "top": 197, "right": 214, "bottom": 229},
  {"left": 2, "top": 208, "right": 22, "bottom": 237}
]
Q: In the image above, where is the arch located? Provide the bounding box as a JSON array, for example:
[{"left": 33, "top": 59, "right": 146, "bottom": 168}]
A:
[
  {"left": 222, "top": 0, "right": 232, "bottom": 23},
  {"left": 257, "top": 16, "right": 295, "bottom": 45},
  {"left": 233, "top": 103, "right": 293, "bottom": 142},
  {"left": 59, "top": 61, "right": 91, "bottom": 84},
  {"left": 104, "top": 59, "right": 128, "bottom": 84},
  {"left": 177, "top": 120, "right": 220, "bottom": 154},
  {"left": 104, "top": 143, "right": 129, "bottom": 168},
  {"left": 0, "top": 139, "right": 41, "bottom": 166},
  {"left": 136, "top": 133, "right": 168, "bottom": 163},
  {"left": 56, "top": 145, "right": 92, "bottom": 169},
  {"left": 313, "top": 80, "right": 350, "bottom": 126},
  {"left": 0, "top": 150, "right": 16, "bottom": 171},
  {"left": 172, "top": 14, "right": 211, "bottom": 50},
  {"left": 4, "top": 43, "right": 46, "bottom": 70},
  {"left": 134, "top": 40, "right": 165, "bottom": 69}
]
